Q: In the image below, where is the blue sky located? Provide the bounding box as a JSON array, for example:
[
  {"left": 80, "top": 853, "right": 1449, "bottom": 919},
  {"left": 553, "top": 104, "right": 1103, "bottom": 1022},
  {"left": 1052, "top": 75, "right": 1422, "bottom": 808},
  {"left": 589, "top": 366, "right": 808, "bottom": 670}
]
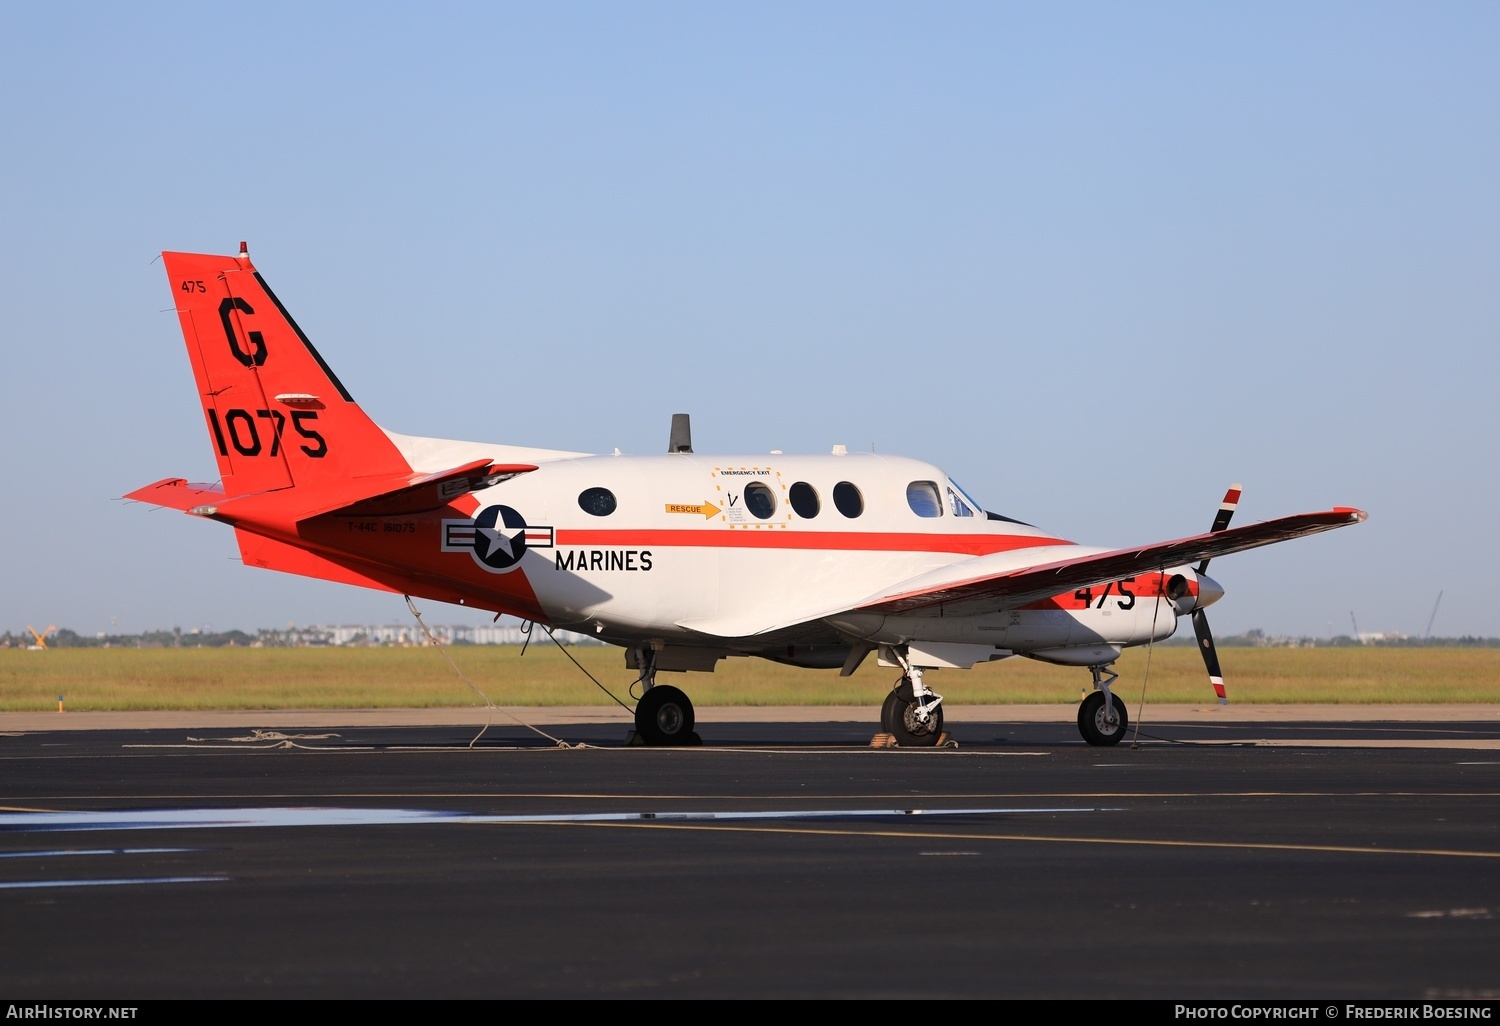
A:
[{"left": 1, "top": 2, "right": 1494, "bottom": 638}]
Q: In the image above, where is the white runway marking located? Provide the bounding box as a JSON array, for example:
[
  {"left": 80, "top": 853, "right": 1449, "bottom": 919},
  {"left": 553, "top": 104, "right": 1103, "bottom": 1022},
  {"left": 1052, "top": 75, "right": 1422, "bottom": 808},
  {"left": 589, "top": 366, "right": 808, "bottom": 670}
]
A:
[
  {"left": 0, "top": 876, "right": 226, "bottom": 891},
  {"left": 0, "top": 847, "right": 197, "bottom": 859},
  {"left": 0, "top": 805, "right": 1114, "bottom": 833}
]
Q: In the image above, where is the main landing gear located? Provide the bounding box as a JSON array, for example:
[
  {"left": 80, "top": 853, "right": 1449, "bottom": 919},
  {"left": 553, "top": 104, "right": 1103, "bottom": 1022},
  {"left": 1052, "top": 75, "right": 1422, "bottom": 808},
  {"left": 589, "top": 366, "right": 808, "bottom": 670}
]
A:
[
  {"left": 1078, "top": 663, "right": 1129, "bottom": 746},
  {"left": 879, "top": 658, "right": 945, "bottom": 747},
  {"left": 632, "top": 647, "right": 700, "bottom": 746}
]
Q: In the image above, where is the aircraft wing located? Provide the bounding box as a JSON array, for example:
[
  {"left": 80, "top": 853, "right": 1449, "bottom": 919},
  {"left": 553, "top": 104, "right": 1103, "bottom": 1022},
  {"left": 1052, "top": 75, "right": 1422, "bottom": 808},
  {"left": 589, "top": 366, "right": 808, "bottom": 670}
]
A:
[
  {"left": 853, "top": 507, "right": 1367, "bottom": 616},
  {"left": 674, "top": 506, "right": 1367, "bottom": 643}
]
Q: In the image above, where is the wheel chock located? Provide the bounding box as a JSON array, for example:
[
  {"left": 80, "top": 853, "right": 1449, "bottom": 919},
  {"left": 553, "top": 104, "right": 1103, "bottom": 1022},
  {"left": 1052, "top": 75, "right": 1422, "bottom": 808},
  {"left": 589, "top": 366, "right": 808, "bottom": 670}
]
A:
[{"left": 870, "top": 732, "right": 958, "bottom": 748}]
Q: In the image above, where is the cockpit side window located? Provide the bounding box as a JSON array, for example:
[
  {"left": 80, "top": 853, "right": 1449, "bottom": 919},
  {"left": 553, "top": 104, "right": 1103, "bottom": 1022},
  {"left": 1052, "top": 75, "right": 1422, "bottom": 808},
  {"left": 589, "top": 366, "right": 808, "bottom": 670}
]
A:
[
  {"left": 947, "top": 486, "right": 975, "bottom": 517},
  {"left": 906, "top": 481, "right": 943, "bottom": 518}
]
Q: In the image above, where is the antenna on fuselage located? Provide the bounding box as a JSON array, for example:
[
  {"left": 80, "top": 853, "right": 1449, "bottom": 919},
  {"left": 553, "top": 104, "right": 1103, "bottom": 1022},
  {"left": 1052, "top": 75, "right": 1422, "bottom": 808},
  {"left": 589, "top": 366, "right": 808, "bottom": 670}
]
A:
[{"left": 668, "top": 414, "right": 693, "bottom": 453}]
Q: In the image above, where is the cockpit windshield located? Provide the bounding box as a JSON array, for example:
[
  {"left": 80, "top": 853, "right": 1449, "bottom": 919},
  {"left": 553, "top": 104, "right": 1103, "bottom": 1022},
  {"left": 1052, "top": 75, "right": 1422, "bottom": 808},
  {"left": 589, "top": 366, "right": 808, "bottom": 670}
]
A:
[
  {"left": 946, "top": 483, "right": 976, "bottom": 517},
  {"left": 948, "top": 478, "right": 1035, "bottom": 527},
  {"left": 947, "top": 479, "right": 984, "bottom": 518}
]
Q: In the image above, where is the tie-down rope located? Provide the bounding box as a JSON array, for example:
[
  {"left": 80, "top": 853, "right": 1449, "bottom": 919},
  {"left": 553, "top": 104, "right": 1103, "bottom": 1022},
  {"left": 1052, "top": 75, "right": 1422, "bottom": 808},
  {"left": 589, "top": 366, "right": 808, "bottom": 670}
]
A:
[{"left": 405, "top": 596, "right": 582, "bottom": 749}]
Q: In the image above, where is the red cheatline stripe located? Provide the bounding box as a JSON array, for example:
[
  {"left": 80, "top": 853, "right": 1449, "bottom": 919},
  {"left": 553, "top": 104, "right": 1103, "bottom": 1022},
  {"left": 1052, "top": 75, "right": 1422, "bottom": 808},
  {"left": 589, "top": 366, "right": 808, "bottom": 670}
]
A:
[
  {"left": 553, "top": 529, "right": 1069, "bottom": 556},
  {"left": 1018, "top": 571, "right": 1186, "bottom": 610}
]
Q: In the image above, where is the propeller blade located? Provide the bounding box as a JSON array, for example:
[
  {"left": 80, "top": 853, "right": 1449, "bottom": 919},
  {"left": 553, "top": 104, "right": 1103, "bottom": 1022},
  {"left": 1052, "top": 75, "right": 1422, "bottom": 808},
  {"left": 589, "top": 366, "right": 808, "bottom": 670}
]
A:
[
  {"left": 1192, "top": 608, "right": 1228, "bottom": 704},
  {"left": 1191, "top": 484, "right": 1240, "bottom": 704},
  {"left": 1196, "top": 483, "right": 1242, "bottom": 574}
]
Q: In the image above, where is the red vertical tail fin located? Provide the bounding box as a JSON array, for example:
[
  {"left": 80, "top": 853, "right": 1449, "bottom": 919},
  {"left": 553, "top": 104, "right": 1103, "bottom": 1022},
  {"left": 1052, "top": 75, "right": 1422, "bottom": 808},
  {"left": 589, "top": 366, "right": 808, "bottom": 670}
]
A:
[{"left": 163, "top": 247, "right": 410, "bottom": 497}]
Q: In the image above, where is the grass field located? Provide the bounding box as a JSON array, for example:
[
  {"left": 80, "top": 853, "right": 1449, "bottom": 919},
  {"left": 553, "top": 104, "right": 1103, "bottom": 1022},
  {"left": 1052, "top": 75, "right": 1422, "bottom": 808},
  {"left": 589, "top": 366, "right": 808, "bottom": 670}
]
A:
[{"left": 2, "top": 645, "right": 1499, "bottom": 712}]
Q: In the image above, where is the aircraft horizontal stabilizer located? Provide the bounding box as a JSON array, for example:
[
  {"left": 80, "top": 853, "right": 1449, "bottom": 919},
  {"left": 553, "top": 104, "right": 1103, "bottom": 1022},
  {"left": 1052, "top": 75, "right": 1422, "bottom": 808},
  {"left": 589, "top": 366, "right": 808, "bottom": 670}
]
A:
[
  {"left": 126, "top": 462, "right": 536, "bottom": 527},
  {"left": 315, "top": 460, "right": 537, "bottom": 518},
  {"left": 856, "top": 507, "right": 1368, "bottom": 616},
  {"left": 123, "top": 478, "right": 227, "bottom": 512}
]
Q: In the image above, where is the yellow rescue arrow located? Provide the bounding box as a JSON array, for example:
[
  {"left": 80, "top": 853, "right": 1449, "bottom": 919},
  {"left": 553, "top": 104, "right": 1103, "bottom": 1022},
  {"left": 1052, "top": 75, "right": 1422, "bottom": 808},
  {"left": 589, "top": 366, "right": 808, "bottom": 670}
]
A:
[{"left": 665, "top": 501, "right": 721, "bottom": 519}]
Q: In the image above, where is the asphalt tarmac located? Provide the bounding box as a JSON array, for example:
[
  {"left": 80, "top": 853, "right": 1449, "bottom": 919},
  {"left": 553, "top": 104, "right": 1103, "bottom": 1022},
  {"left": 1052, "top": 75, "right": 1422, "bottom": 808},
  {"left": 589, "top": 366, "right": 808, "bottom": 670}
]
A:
[{"left": 3, "top": 705, "right": 1499, "bottom": 999}]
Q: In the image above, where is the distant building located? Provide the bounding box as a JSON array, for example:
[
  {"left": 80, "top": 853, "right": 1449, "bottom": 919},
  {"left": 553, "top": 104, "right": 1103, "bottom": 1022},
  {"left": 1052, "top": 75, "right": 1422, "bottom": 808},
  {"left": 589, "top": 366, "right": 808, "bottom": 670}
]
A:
[{"left": 253, "top": 623, "right": 602, "bottom": 647}]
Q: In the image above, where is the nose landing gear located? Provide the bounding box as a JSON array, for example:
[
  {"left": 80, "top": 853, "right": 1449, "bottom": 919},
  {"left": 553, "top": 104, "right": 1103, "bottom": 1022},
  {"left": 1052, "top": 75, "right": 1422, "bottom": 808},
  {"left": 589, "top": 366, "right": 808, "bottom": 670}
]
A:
[
  {"left": 876, "top": 655, "right": 947, "bottom": 747},
  {"left": 880, "top": 678, "right": 946, "bottom": 746}
]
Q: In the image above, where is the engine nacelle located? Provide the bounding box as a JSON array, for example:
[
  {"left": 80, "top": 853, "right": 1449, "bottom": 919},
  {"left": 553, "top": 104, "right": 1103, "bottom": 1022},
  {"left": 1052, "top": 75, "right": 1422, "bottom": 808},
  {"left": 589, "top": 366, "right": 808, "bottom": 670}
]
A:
[{"left": 1166, "top": 570, "right": 1224, "bottom": 616}]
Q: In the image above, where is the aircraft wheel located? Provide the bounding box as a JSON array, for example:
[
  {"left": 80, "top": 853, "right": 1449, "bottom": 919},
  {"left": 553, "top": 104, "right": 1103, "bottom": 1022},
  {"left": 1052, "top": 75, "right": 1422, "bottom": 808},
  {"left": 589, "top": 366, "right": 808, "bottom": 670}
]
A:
[
  {"left": 880, "top": 689, "right": 902, "bottom": 734},
  {"left": 881, "top": 677, "right": 918, "bottom": 734},
  {"left": 888, "top": 687, "right": 944, "bottom": 747},
  {"left": 635, "top": 685, "right": 696, "bottom": 746},
  {"left": 1078, "top": 691, "right": 1128, "bottom": 747}
]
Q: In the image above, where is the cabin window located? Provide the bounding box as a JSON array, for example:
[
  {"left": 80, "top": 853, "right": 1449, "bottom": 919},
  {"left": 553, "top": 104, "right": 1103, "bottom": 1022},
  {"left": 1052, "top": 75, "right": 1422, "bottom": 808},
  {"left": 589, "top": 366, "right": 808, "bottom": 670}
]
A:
[
  {"left": 906, "top": 481, "right": 943, "bottom": 518},
  {"left": 789, "top": 482, "right": 820, "bottom": 518},
  {"left": 833, "top": 481, "right": 864, "bottom": 518},
  {"left": 578, "top": 487, "right": 617, "bottom": 517},
  {"left": 744, "top": 481, "right": 777, "bottom": 520}
]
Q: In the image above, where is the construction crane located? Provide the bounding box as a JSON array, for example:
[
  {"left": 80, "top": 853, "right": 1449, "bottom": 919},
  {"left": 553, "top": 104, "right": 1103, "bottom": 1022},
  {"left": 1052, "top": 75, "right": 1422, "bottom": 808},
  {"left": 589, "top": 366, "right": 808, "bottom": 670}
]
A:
[{"left": 1424, "top": 591, "right": 1443, "bottom": 641}]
